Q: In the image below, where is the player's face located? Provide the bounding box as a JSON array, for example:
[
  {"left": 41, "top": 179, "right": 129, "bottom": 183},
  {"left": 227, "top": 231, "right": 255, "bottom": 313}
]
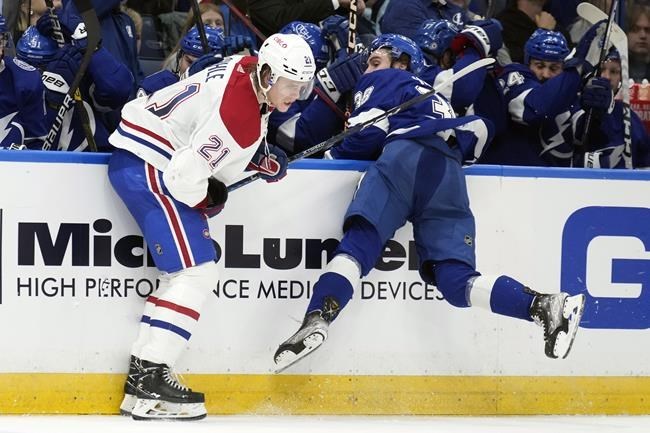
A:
[
  {"left": 267, "top": 76, "right": 309, "bottom": 112},
  {"left": 179, "top": 53, "right": 197, "bottom": 75},
  {"left": 600, "top": 59, "right": 622, "bottom": 93},
  {"left": 365, "top": 49, "right": 393, "bottom": 74},
  {"left": 529, "top": 59, "right": 563, "bottom": 82}
]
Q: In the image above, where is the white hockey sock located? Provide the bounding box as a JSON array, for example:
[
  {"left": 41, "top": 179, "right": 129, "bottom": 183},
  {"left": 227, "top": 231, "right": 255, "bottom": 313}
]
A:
[
  {"left": 139, "top": 261, "right": 219, "bottom": 367},
  {"left": 467, "top": 274, "right": 498, "bottom": 310},
  {"left": 130, "top": 274, "right": 171, "bottom": 358}
]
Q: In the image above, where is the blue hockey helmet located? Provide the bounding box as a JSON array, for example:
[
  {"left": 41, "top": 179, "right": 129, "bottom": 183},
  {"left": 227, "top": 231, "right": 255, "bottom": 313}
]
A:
[
  {"left": 524, "top": 29, "right": 569, "bottom": 65},
  {"left": 16, "top": 26, "right": 58, "bottom": 67},
  {"left": 368, "top": 33, "right": 425, "bottom": 76},
  {"left": 604, "top": 46, "right": 621, "bottom": 63},
  {"left": 413, "top": 19, "right": 461, "bottom": 59},
  {"left": 181, "top": 25, "right": 226, "bottom": 58},
  {"left": 280, "top": 21, "right": 329, "bottom": 70}
]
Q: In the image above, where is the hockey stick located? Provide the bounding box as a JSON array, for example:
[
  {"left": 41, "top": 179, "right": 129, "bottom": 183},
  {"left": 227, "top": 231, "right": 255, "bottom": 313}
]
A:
[
  {"left": 189, "top": 0, "right": 210, "bottom": 54},
  {"left": 44, "top": 0, "right": 97, "bottom": 152},
  {"left": 579, "top": 0, "right": 619, "bottom": 152},
  {"left": 227, "top": 57, "right": 496, "bottom": 192},
  {"left": 577, "top": 2, "right": 631, "bottom": 167},
  {"left": 343, "top": 0, "right": 358, "bottom": 123},
  {"left": 220, "top": 0, "right": 267, "bottom": 42},
  {"left": 577, "top": 1, "right": 632, "bottom": 168},
  {"left": 42, "top": 0, "right": 99, "bottom": 152}
]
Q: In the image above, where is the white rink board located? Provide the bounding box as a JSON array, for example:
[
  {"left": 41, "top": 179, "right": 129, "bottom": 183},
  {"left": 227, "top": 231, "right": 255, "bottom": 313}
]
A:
[{"left": 1, "top": 156, "right": 650, "bottom": 376}]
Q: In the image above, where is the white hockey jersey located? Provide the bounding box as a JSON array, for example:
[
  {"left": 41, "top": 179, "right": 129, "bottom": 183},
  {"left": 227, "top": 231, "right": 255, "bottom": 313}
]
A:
[{"left": 110, "top": 55, "right": 269, "bottom": 207}]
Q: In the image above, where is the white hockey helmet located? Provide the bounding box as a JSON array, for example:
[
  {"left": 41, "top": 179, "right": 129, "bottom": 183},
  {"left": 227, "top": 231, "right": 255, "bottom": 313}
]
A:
[{"left": 256, "top": 33, "right": 316, "bottom": 94}]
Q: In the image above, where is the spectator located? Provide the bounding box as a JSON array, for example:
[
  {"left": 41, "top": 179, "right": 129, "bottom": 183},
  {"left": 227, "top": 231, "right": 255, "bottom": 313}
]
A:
[
  {"left": 158, "top": 1, "right": 225, "bottom": 56},
  {"left": 496, "top": 0, "right": 571, "bottom": 64},
  {"left": 628, "top": 3, "right": 650, "bottom": 82},
  {"left": 248, "top": 0, "right": 366, "bottom": 37},
  {"left": 380, "top": 0, "right": 469, "bottom": 41},
  {"left": 121, "top": 3, "right": 142, "bottom": 54}
]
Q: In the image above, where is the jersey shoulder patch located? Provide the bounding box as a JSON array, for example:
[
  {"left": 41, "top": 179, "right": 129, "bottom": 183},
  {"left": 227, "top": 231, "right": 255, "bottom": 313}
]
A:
[
  {"left": 12, "top": 58, "right": 36, "bottom": 72},
  {"left": 219, "top": 58, "right": 262, "bottom": 148}
]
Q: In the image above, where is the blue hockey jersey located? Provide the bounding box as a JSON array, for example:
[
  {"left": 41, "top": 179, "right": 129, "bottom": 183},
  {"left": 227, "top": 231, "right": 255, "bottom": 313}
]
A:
[
  {"left": 0, "top": 57, "right": 47, "bottom": 148},
  {"left": 328, "top": 68, "right": 493, "bottom": 163},
  {"left": 479, "top": 62, "right": 582, "bottom": 166}
]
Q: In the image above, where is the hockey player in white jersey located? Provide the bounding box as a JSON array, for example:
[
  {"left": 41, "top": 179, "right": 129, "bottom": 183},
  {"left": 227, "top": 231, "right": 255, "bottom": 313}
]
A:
[{"left": 108, "top": 33, "right": 315, "bottom": 421}]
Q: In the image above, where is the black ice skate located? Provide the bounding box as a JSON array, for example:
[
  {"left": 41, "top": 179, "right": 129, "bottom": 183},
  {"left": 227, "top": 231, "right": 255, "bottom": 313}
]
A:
[
  {"left": 119, "top": 355, "right": 143, "bottom": 416},
  {"left": 528, "top": 290, "right": 586, "bottom": 359},
  {"left": 131, "top": 360, "right": 206, "bottom": 421},
  {"left": 274, "top": 310, "right": 330, "bottom": 373}
]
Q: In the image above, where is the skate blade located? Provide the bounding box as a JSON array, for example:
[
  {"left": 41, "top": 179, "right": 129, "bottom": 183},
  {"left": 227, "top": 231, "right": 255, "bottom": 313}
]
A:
[
  {"left": 554, "top": 294, "right": 586, "bottom": 359},
  {"left": 274, "top": 331, "right": 327, "bottom": 374},
  {"left": 131, "top": 398, "right": 207, "bottom": 421},
  {"left": 119, "top": 393, "right": 137, "bottom": 416}
]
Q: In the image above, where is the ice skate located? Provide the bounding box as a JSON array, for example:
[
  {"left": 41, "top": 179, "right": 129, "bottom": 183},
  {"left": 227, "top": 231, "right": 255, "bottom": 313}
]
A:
[
  {"left": 119, "top": 355, "right": 142, "bottom": 416},
  {"left": 274, "top": 310, "right": 329, "bottom": 373},
  {"left": 529, "top": 290, "right": 586, "bottom": 359},
  {"left": 131, "top": 360, "right": 206, "bottom": 421}
]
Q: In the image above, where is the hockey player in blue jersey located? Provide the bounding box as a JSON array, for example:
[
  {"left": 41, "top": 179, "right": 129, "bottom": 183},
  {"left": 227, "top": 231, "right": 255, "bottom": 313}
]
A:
[
  {"left": 35, "top": 12, "right": 133, "bottom": 151},
  {"left": 572, "top": 47, "right": 650, "bottom": 168},
  {"left": 0, "top": 20, "right": 48, "bottom": 149},
  {"left": 137, "top": 25, "right": 228, "bottom": 97},
  {"left": 266, "top": 20, "right": 364, "bottom": 155},
  {"left": 273, "top": 34, "right": 586, "bottom": 372},
  {"left": 480, "top": 24, "right": 607, "bottom": 166}
]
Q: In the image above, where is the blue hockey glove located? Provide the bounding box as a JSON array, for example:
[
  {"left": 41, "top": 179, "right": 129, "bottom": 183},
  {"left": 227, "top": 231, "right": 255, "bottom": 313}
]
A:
[
  {"left": 321, "top": 15, "right": 348, "bottom": 61},
  {"left": 204, "top": 177, "right": 228, "bottom": 217},
  {"left": 35, "top": 10, "right": 97, "bottom": 51},
  {"left": 223, "top": 35, "right": 253, "bottom": 55},
  {"left": 581, "top": 76, "right": 614, "bottom": 114},
  {"left": 565, "top": 20, "right": 607, "bottom": 77},
  {"left": 247, "top": 141, "right": 288, "bottom": 182},
  {"left": 35, "top": 12, "right": 62, "bottom": 40},
  {"left": 41, "top": 45, "right": 82, "bottom": 107},
  {"left": 451, "top": 19, "right": 502, "bottom": 58},
  {"left": 315, "top": 52, "right": 363, "bottom": 103},
  {"left": 188, "top": 52, "right": 225, "bottom": 76}
]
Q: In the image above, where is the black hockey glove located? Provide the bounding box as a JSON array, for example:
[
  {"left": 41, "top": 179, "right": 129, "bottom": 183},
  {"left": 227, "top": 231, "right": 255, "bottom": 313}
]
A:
[
  {"left": 580, "top": 77, "right": 614, "bottom": 115},
  {"left": 205, "top": 177, "right": 228, "bottom": 218}
]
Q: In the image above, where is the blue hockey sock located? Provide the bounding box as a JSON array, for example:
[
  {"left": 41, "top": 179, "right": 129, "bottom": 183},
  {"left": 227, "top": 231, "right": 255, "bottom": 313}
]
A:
[
  {"left": 306, "top": 255, "right": 361, "bottom": 322},
  {"left": 469, "top": 275, "right": 535, "bottom": 321}
]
